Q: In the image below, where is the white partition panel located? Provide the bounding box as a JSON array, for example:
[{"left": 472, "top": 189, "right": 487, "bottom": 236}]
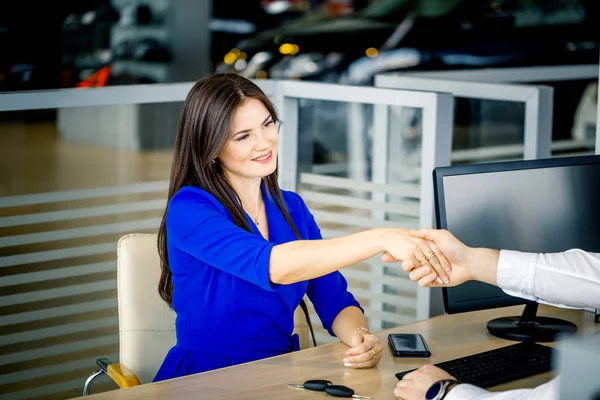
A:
[
  {"left": 394, "top": 64, "right": 600, "bottom": 158},
  {"left": 375, "top": 75, "right": 553, "bottom": 161},
  {"left": 271, "top": 80, "right": 453, "bottom": 339}
]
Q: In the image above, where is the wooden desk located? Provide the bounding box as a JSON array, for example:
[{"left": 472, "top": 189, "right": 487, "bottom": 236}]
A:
[{"left": 82, "top": 305, "right": 599, "bottom": 399}]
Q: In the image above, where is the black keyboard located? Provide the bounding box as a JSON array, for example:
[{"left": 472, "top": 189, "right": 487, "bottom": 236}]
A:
[{"left": 395, "top": 341, "right": 554, "bottom": 388}]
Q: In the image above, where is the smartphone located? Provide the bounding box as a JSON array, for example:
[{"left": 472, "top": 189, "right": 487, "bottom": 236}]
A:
[{"left": 388, "top": 333, "right": 431, "bottom": 358}]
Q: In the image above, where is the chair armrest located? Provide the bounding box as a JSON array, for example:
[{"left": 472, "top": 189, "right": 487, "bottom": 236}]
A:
[
  {"left": 107, "top": 363, "right": 141, "bottom": 388},
  {"left": 96, "top": 358, "right": 141, "bottom": 389}
]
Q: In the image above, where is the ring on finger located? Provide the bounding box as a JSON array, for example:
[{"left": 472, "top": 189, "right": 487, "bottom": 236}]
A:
[
  {"left": 416, "top": 254, "right": 427, "bottom": 263},
  {"left": 371, "top": 349, "right": 377, "bottom": 360},
  {"left": 425, "top": 252, "right": 436, "bottom": 260}
]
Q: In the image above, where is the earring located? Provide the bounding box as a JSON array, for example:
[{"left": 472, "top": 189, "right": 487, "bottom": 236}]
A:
[{"left": 211, "top": 159, "right": 216, "bottom": 164}]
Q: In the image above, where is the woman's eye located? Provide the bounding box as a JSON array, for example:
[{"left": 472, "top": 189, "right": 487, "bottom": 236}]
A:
[
  {"left": 264, "top": 120, "right": 275, "bottom": 128},
  {"left": 236, "top": 134, "right": 249, "bottom": 141}
]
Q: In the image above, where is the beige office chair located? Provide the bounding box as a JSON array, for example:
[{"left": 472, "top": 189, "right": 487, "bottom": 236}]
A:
[{"left": 83, "top": 233, "right": 314, "bottom": 395}]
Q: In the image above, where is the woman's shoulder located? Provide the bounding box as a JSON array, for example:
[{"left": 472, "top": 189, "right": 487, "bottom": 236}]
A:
[
  {"left": 279, "top": 189, "right": 308, "bottom": 214},
  {"left": 166, "top": 186, "right": 231, "bottom": 237},
  {"left": 168, "top": 186, "right": 226, "bottom": 215},
  {"left": 280, "top": 188, "right": 301, "bottom": 204}
]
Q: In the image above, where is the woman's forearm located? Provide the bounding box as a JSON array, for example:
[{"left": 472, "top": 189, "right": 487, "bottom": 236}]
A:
[
  {"left": 331, "top": 306, "right": 369, "bottom": 346},
  {"left": 269, "top": 229, "right": 391, "bottom": 284}
]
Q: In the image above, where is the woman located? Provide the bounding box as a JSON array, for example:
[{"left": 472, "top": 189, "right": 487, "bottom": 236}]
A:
[{"left": 154, "top": 74, "right": 450, "bottom": 381}]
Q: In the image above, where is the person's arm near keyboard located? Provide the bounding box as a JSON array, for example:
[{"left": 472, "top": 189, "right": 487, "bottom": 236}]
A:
[
  {"left": 392, "top": 229, "right": 600, "bottom": 400},
  {"left": 444, "top": 378, "right": 559, "bottom": 400}
]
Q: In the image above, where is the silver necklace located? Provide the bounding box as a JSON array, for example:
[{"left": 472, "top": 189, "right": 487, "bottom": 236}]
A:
[
  {"left": 244, "top": 198, "right": 263, "bottom": 226},
  {"left": 253, "top": 200, "right": 263, "bottom": 226}
]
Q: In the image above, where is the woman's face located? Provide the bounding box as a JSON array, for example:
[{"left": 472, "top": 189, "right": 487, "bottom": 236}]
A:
[{"left": 218, "top": 98, "right": 278, "bottom": 184}]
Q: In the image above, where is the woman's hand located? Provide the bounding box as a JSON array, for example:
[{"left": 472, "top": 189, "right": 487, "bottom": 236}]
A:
[
  {"left": 381, "top": 229, "right": 452, "bottom": 286},
  {"left": 342, "top": 330, "right": 383, "bottom": 368}
]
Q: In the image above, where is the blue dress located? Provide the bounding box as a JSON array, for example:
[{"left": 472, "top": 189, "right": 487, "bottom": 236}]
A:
[{"left": 153, "top": 184, "right": 361, "bottom": 381}]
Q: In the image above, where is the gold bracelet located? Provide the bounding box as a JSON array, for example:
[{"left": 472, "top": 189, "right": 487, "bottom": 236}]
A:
[{"left": 355, "top": 327, "right": 371, "bottom": 334}]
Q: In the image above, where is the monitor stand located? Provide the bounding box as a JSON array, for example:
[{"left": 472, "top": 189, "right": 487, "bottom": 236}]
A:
[{"left": 487, "top": 303, "right": 577, "bottom": 342}]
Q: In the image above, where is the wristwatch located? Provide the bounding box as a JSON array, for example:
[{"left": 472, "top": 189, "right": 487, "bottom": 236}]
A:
[{"left": 425, "top": 379, "right": 459, "bottom": 400}]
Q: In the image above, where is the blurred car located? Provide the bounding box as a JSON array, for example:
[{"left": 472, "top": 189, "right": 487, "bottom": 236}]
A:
[
  {"left": 222, "top": 0, "right": 598, "bottom": 83},
  {"left": 345, "top": 0, "right": 599, "bottom": 85},
  {"left": 210, "top": 0, "right": 308, "bottom": 70},
  {"left": 215, "top": 0, "right": 415, "bottom": 79}
]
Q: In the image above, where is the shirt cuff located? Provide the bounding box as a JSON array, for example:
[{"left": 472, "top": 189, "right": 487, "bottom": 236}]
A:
[
  {"left": 254, "top": 241, "right": 278, "bottom": 292},
  {"left": 445, "top": 383, "right": 490, "bottom": 400},
  {"left": 497, "top": 250, "right": 537, "bottom": 302}
]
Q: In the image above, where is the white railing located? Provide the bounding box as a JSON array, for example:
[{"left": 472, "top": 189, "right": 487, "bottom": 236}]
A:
[
  {"left": 375, "top": 74, "right": 554, "bottom": 160},
  {"left": 392, "top": 63, "right": 600, "bottom": 155},
  {"left": 399, "top": 64, "right": 598, "bottom": 83}
]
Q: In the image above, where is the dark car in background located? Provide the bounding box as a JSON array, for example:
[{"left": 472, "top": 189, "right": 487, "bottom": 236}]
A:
[
  {"left": 225, "top": 0, "right": 598, "bottom": 83},
  {"left": 215, "top": 0, "right": 415, "bottom": 80},
  {"left": 345, "top": 0, "right": 599, "bottom": 84},
  {"left": 221, "top": 0, "right": 598, "bottom": 82}
]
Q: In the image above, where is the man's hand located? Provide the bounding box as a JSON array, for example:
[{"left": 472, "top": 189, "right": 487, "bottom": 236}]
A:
[
  {"left": 402, "top": 229, "right": 474, "bottom": 287},
  {"left": 380, "top": 229, "right": 452, "bottom": 285},
  {"left": 383, "top": 229, "right": 500, "bottom": 288},
  {"left": 394, "top": 365, "right": 457, "bottom": 400},
  {"left": 410, "top": 229, "right": 500, "bottom": 286}
]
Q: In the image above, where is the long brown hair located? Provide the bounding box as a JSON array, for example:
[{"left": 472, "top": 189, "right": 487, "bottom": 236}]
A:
[{"left": 158, "top": 74, "right": 300, "bottom": 307}]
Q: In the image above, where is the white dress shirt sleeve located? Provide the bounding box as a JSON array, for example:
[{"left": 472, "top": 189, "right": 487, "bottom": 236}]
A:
[
  {"left": 445, "top": 378, "right": 558, "bottom": 400},
  {"left": 496, "top": 249, "right": 600, "bottom": 310},
  {"left": 446, "top": 249, "right": 600, "bottom": 400}
]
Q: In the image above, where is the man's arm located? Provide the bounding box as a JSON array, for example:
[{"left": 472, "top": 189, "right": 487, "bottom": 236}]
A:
[
  {"left": 445, "top": 377, "right": 558, "bottom": 400},
  {"left": 402, "top": 229, "right": 600, "bottom": 310},
  {"left": 394, "top": 230, "right": 599, "bottom": 400},
  {"left": 498, "top": 249, "right": 600, "bottom": 310},
  {"left": 393, "top": 368, "right": 559, "bottom": 400}
]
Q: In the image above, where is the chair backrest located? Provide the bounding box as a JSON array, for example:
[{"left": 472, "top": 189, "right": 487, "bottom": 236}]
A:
[
  {"left": 117, "top": 233, "right": 312, "bottom": 384},
  {"left": 293, "top": 301, "right": 311, "bottom": 350},
  {"left": 117, "top": 233, "right": 176, "bottom": 384}
]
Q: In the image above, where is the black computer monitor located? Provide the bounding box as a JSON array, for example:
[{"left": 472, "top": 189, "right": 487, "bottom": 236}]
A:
[{"left": 433, "top": 154, "right": 600, "bottom": 342}]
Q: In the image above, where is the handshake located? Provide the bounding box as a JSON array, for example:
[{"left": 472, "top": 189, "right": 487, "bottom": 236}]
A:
[{"left": 381, "top": 229, "right": 501, "bottom": 289}]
